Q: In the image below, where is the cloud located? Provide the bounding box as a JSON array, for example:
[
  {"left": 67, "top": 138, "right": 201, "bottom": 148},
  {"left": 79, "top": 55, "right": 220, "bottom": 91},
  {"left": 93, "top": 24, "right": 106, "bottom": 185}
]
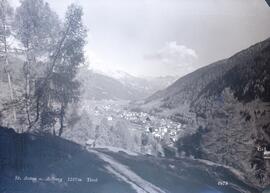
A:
[{"left": 145, "top": 41, "right": 198, "bottom": 69}]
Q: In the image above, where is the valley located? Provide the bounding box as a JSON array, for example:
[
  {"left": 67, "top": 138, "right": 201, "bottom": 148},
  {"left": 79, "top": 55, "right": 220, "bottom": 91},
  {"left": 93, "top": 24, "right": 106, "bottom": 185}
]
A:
[{"left": 63, "top": 99, "right": 184, "bottom": 156}]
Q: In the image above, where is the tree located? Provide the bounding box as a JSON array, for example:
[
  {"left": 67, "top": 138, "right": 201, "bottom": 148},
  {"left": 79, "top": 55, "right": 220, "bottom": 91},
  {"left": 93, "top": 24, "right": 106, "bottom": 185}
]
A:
[
  {"left": 47, "top": 4, "right": 87, "bottom": 136},
  {"left": 0, "top": 0, "right": 16, "bottom": 121},
  {"left": 176, "top": 127, "right": 207, "bottom": 158},
  {"left": 1, "top": 1, "right": 86, "bottom": 136},
  {"left": 14, "top": 0, "right": 60, "bottom": 129}
]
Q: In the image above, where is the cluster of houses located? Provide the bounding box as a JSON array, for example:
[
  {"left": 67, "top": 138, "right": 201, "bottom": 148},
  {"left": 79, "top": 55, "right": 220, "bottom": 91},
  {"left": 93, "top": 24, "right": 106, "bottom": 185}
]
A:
[
  {"left": 90, "top": 102, "right": 184, "bottom": 146},
  {"left": 119, "top": 110, "right": 183, "bottom": 145}
]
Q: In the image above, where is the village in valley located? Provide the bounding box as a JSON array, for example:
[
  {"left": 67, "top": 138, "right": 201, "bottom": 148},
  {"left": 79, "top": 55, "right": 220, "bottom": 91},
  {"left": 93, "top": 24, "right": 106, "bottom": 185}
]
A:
[{"left": 84, "top": 100, "right": 184, "bottom": 147}]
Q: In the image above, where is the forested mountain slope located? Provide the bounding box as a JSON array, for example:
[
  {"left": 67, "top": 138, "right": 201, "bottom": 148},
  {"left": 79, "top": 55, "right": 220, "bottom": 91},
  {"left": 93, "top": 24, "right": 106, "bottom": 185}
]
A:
[{"left": 141, "top": 38, "right": 270, "bottom": 187}]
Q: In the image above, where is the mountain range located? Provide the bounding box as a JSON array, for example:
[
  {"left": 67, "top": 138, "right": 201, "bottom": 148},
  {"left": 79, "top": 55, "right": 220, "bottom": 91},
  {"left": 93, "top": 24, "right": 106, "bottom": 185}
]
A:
[{"left": 78, "top": 67, "right": 177, "bottom": 101}]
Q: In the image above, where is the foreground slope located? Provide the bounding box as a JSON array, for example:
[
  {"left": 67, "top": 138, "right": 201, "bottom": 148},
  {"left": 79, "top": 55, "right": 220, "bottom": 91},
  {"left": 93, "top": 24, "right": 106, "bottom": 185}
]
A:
[{"left": 0, "top": 127, "right": 261, "bottom": 193}]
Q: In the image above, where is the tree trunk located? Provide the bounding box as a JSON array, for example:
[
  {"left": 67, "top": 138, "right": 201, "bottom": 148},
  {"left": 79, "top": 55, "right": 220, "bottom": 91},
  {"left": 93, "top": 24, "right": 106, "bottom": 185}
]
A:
[
  {"left": 25, "top": 67, "right": 32, "bottom": 129},
  {"left": 7, "top": 73, "right": 16, "bottom": 121},
  {"left": 53, "top": 128, "right": 56, "bottom": 136},
  {"left": 58, "top": 104, "right": 65, "bottom": 136},
  {"left": 4, "top": 58, "right": 17, "bottom": 121},
  {"left": 25, "top": 47, "right": 33, "bottom": 131},
  {"left": 2, "top": 13, "right": 17, "bottom": 122}
]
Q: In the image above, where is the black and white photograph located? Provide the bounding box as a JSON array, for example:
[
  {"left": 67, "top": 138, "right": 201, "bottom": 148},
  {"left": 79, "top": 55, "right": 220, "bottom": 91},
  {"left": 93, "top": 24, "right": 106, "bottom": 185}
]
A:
[{"left": 0, "top": 0, "right": 270, "bottom": 192}]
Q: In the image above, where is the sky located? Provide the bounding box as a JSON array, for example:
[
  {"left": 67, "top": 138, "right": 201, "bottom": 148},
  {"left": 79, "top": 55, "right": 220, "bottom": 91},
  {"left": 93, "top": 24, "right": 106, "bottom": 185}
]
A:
[{"left": 10, "top": 0, "right": 270, "bottom": 77}]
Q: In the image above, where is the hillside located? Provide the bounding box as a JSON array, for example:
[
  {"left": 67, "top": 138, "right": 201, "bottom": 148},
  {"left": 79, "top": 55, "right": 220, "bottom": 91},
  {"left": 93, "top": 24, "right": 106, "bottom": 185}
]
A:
[
  {"left": 79, "top": 70, "right": 144, "bottom": 100},
  {"left": 144, "top": 38, "right": 270, "bottom": 112},
  {"left": 140, "top": 38, "right": 270, "bottom": 187},
  {"left": 0, "top": 126, "right": 262, "bottom": 193}
]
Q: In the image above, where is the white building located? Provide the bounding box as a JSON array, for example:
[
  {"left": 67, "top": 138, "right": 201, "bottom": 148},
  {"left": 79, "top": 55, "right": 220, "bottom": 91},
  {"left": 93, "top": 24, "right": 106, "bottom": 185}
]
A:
[{"left": 264, "top": 148, "right": 270, "bottom": 160}]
